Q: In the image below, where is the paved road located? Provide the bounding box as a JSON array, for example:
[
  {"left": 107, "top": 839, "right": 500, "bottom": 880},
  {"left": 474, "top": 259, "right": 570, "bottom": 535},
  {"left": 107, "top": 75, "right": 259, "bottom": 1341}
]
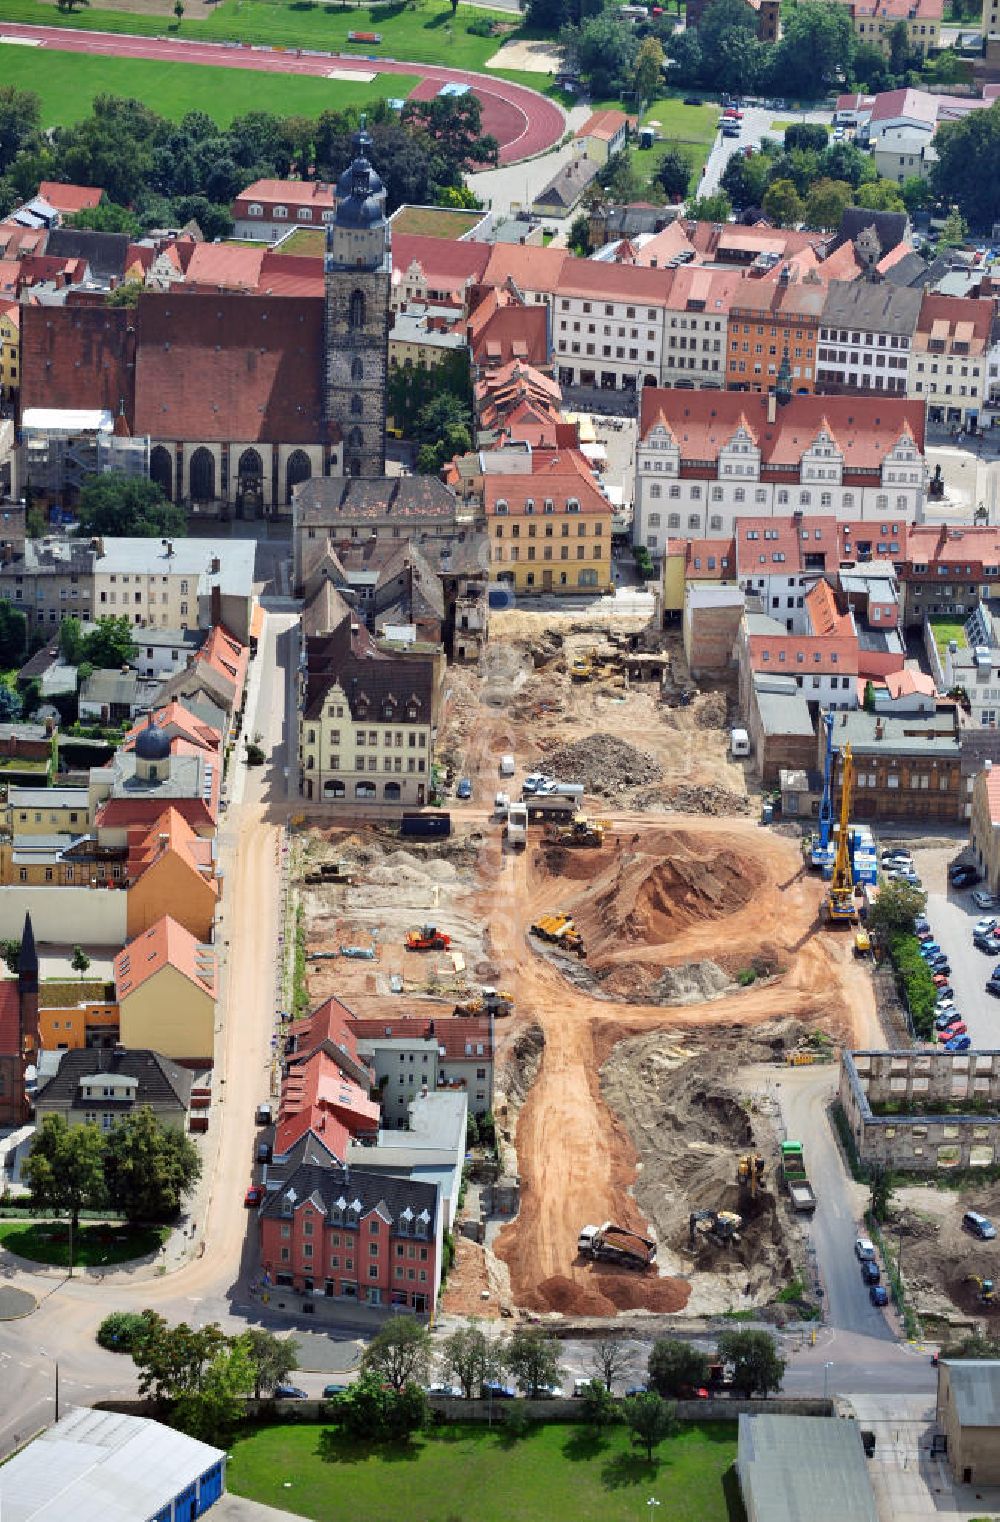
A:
[
  {"left": 699, "top": 105, "right": 832, "bottom": 198},
  {"left": 0, "top": 22, "right": 566, "bottom": 165}
]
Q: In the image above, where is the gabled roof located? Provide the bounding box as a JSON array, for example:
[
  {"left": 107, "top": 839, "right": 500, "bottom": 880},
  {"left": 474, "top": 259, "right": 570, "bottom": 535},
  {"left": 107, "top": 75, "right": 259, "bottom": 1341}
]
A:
[
  {"left": 259, "top": 1159, "right": 439, "bottom": 1232},
  {"left": 234, "top": 179, "right": 337, "bottom": 209},
  {"left": 575, "top": 109, "right": 632, "bottom": 142},
  {"left": 351, "top": 1013, "right": 493, "bottom": 1062},
  {"left": 114, "top": 915, "right": 216, "bottom": 1002},
  {"left": 122, "top": 701, "right": 220, "bottom": 755},
  {"left": 734, "top": 515, "right": 839, "bottom": 578},
  {"left": 183, "top": 242, "right": 265, "bottom": 292},
  {"left": 747, "top": 632, "right": 859, "bottom": 676},
  {"left": 37, "top": 182, "right": 104, "bottom": 216},
  {"left": 884, "top": 668, "right": 935, "bottom": 701},
  {"left": 34, "top": 1046, "right": 193, "bottom": 1112},
  {"left": 126, "top": 806, "right": 218, "bottom": 897},
  {"left": 805, "top": 580, "right": 854, "bottom": 640}
]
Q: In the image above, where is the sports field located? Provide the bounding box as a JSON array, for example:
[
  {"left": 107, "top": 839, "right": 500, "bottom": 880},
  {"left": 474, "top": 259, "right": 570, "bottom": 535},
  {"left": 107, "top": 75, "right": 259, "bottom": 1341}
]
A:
[{"left": 0, "top": 42, "right": 419, "bottom": 126}]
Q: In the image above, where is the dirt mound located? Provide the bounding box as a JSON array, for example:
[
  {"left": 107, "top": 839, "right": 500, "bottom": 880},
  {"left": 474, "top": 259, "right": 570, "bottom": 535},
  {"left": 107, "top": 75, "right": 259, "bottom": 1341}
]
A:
[
  {"left": 541, "top": 733, "right": 663, "bottom": 798},
  {"left": 661, "top": 783, "right": 751, "bottom": 816},
  {"left": 594, "top": 959, "right": 734, "bottom": 1006},
  {"left": 694, "top": 692, "right": 728, "bottom": 730},
  {"left": 532, "top": 1272, "right": 691, "bottom": 1316},
  {"left": 600, "top": 846, "right": 764, "bottom": 944}
]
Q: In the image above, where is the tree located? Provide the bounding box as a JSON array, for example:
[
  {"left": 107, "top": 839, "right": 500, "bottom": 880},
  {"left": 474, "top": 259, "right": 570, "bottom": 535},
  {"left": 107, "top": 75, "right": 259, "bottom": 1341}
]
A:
[
  {"left": 900, "top": 175, "right": 933, "bottom": 215},
  {"left": 103, "top": 1106, "right": 202, "bottom": 1223},
  {"left": 71, "top": 945, "right": 91, "bottom": 981},
  {"left": 720, "top": 150, "right": 772, "bottom": 211},
  {"left": 174, "top": 0, "right": 185, "bottom": 19},
  {"left": 58, "top": 616, "right": 84, "bottom": 665},
  {"left": 441, "top": 1320, "right": 501, "bottom": 1398},
  {"left": 803, "top": 177, "right": 854, "bottom": 231},
  {"left": 647, "top": 1338, "right": 711, "bottom": 1398},
  {"left": 598, "top": 149, "right": 640, "bottom": 206},
  {"left": 568, "top": 211, "right": 593, "bottom": 256},
  {"left": 173, "top": 1338, "right": 255, "bottom": 1443},
  {"left": 241, "top": 1329, "right": 300, "bottom": 1399},
  {"left": 361, "top": 1318, "right": 432, "bottom": 1393},
  {"left": 25, "top": 1114, "right": 106, "bottom": 1232},
  {"left": 938, "top": 206, "right": 968, "bottom": 248},
  {"left": 0, "top": 939, "right": 19, "bottom": 975},
  {"left": 762, "top": 178, "right": 803, "bottom": 227},
  {"left": 869, "top": 1164, "right": 895, "bottom": 1225},
  {"left": 588, "top": 1335, "right": 635, "bottom": 1393},
  {"left": 0, "top": 685, "right": 22, "bottom": 723},
  {"left": 635, "top": 37, "right": 666, "bottom": 106},
  {"left": 579, "top": 1378, "right": 619, "bottom": 1430},
  {"left": 504, "top": 1328, "right": 563, "bottom": 1397},
  {"left": 656, "top": 147, "right": 693, "bottom": 202},
  {"left": 783, "top": 122, "right": 830, "bottom": 155},
  {"left": 686, "top": 190, "right": 732, "bottom": 223},
  {"left": 855, "top": 179, "right": 905, "bottom": 212},
  {"left": 868, "top": 878, "right": 927, "bottom": 938},
  {"left": 65, "top": 202, "right": 140, "bottom": 236},
  {"left": 771, "top": 0, "right": 855, "bottom": 97},
  {"left": 81, "top": 616, "right": 137, "bottom": 670},
  {"left": 566, "top": 11, "right": 639, "bottom": 99},
  {"left": 76, "top": 473, "right": 185, "bottom": 538},
  {"left": 0, "top": 600, "right": 26, "bottom": 667},
  {"left": 0, "top": 86, "right": 42, "bottom": 177},
  {"left": 715, "top": 1329, "right": 786, "bottom": 1397},
  {"left": 932, "top": 104, "right": 1000, "bottom": 232},
  {"left": 130, "top": 1311, "right": 229, "bottom": 1407},
  {"left": 333, "top": 1369, "right": 428, "bottom": 1442},
  {"left": 624, "top": 1391, "right": 678, "bottom": 1461},
  {"left": 97, "top": 1310, "right": 149, "bottom": 1353}
]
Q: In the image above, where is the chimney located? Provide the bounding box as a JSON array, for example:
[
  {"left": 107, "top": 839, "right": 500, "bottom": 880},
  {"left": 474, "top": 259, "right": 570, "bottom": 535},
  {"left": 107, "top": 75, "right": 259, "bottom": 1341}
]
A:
[
  {"left": 767, "top": 392, "right": 777, "bottom": 425},
  {"left": 211, "top": 555, "right": 221, "bottom": 574},
  {"left": 875, "top": 719, "right": 884, "bottom": 740}
]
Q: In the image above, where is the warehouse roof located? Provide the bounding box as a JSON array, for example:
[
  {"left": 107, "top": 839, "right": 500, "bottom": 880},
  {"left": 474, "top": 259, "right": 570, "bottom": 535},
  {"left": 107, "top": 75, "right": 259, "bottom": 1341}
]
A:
[
  {"left": 0, "top": 1407, "right": 223, "bottom": 1522},
  {"left": 738, "top": 1414, "right": 879, "bottom": 1522},
  {"left": 942, "top": 1360, "right": 1000, "bottom": 1426}
]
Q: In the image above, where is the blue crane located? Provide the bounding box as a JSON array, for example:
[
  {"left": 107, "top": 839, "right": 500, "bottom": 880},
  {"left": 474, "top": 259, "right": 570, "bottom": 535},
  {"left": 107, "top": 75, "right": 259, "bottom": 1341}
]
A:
[{"left": 811, "top": 711, "right": 836, "bottom": 872}]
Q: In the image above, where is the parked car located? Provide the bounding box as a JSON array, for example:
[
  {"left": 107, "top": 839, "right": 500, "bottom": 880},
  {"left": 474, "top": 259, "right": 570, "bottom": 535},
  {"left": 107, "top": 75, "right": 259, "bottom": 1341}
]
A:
[
  {"left": 888, "top": 869, "right": 921, "bottom": 886},
  {"left": 482, "top": 1381, "right": 517, "bottom": 1399},
  {"left": 533, "top": 1383, "right": 563, "bottom": 1398},
  {"left": 916, "top": 928, "right": 935, "bottom": 942},
  {"left": 963, "top": 1210, "right": 998, "bottom": 1240},
  {"left": 861, "top": 1259, "right": 881, "bottom": 1285},
  {"left": 683, "top": 95, "right": 703, "bottom": 105},
  {"left": 950, "top": 863, "right": 982, "bottom": 888},
  {"left": 855, "top": 1236, "right": 876, "bottom": 1261},
  {"left": 573, "top": 1378, "right": 596, "bottom": 1397},
  {"left": 974, "top": 918, "right": 999, "bottom": 936},
  {"left": 919, "top": 942, "right": 942, "bottom": 959},
  {"left": 244, "top": 1185, "right": 263, "bottom": 1207},
  {"left": 322, "top": 1384, "right": 349, "bottom": 1399},
  {"left": 927, "top": 959, "right": 952, "bottom": 975},
  {"left": 938, "top": 1021, "right": 967, "bottom": 1039},
  {"left": 932, "top": 976, "right": 952, "bottom": 991},
  {"left": 456, "top": 778, "right": 472, "bottom": 800},
  {"left": 973, "top": 890, "right": 1000, "bottom": 911},
  {"left": 975, "top": 935, "right": 1000, "bottom": 956},
  {"left": 883, "top": 851, "right": 913, "bottom": 867},
  {"left": 986, "top": 978, "right": 1000, "bottom": 998},
  {"left": 427, "top": 1383, "right": 463, "bottom": 1398},
  {"left": 274, "top": 1385, "right": 308, "bottom": 1400},
  {"left": 935, "top": 1011, "right": 961, "bottom": 1031},
  {"left": 625, "top": 1384, "right": 650, "bottom": 1397},
  {"left": 870, "top": 1285, "right": 889, "bottom": 1307},
  {"left": 944, "top": 1034, "right": 972, "bottom": 1052}
]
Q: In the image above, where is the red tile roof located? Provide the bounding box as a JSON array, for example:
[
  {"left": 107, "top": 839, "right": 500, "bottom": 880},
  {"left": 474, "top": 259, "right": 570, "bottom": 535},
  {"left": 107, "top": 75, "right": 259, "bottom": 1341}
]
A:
[
  {"left": 884, "top": 668, "right": 935, "bottom": 700},
  {"left": 96, "top": 795, "right": 217, "bottom": 835},
  {"left": 276, "top": 1047, "right": 379, "bottom": 1157},
  {"left": 0, "top": 981, "right": 20, "bottom": 1062},
  {"left": 196, "top": 625, "right": 249, "bottom": 710},
  {"left": 233, "top": 178, "right": 337, "bottom": 216},
  {"left": 184, "top": 243, "right": 265, "bottom": 292},
  {"left": 393, "top": 234, "right": 491, "bottom": 292},
  {"left": 133, "top": 292, "right": 334, "bottom": 444},
  {"left": 114, "top": 915, "right": 216, "bottom": 1002},
  {"left": 838, "top": 519, "right": 909, "bottom": 559},
  {"left": 37, "top": 182, "right": 103, "bottom": 215},
  {"left": 669, "top": 536, "right": 736, "bottom": 579},
  {"left": 467, "top": 292, "right": 549, "bottom": 369},
  {"left": 748, "top": 633, "right": 859, "bottom": 675},
  {"left": 640, "top": 390, "right": 924, "bottom": 472},
  {"left": 981, "top": 764, "right": 1000, "bottom": 826},
  {"left": 575, "top": 109, "right": 632, "bottom": 143},
  {"left": 257, "top": 251, "right": 324, "bottom": 298},
  {"left": 126, "top": 806, "right": 218, "bottom": 895},
  {"left": 20, "top": 304, "right": 133, "bottom": 418},
  {"left": 481, "top": 243, "right": 568, "bottom": 297},
  {"left": 734, "top": 515, "right": 839, "bottom": 578},
  {"left": 905, "top": 523, "right": 1000, "bottom": 569},
  {"left": 805, "top": 579, "right": 854, "bottom": 639},
  {"left": 350, "top": 1014, "right": 493, "bottom": 1062},
  {"left": 0, "top": 223, "right": 47, "bottom": 259},
  {"left": 123, "top": 701, "right": 221, "bottom": 756}
]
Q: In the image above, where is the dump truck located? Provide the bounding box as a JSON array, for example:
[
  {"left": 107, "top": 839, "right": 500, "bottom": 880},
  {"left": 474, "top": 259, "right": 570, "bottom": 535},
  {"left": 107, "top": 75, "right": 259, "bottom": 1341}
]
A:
[
  {"left": 545, "top": 814, "right": 610, "bottom": 849},
  {"left": 577, "top": 1222, "right": 656, "bottom": 1270},
  {"left": 780, "top": 1141, "right": 817, "bottom": 1212},
  {"left": 405, "top": 925, "right": 452, "bottom": 952},
  {"left": 504, "top": 802, "right": 529, "bottom": 850},
  {"left": 530, "top": 914, "right": 586, "bottom": 957}
]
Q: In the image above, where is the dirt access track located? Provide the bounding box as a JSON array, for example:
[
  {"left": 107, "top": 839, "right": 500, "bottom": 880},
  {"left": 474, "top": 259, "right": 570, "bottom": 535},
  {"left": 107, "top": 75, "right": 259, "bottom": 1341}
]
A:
[
  {"left": 0, "top": 23, "right": 566, "bottom": 165},
  {"left": 479, "top": 812, "right": 876, "bottom": 1317}
]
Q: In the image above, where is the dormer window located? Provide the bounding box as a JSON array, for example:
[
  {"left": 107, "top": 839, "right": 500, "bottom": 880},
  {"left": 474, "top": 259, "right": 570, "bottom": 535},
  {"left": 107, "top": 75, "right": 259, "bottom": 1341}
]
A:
[
  {"left": 495, "top": 500, "right": 508, "bottom": 515},
  {"left": 297, "top": 207, "right": 313, "bottom": 221},
  {"left": 566, "top": 499, "right": 580, "bottom": 514},
  {"left": 383, "top": 698, "right": 395, "bottom": 719},
  {"left": 248, "top": 203, "right": 263, "bottom": 217},
  {"left": 274, "top": 205, "right": 288, "bottom": 219},
  {"left": 524, "top": 499, "right": 534, "bottom": 514}
]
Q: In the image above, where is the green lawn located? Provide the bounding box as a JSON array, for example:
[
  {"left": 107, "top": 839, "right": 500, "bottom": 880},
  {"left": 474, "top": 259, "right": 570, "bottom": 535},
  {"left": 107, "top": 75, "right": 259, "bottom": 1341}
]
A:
[
  {"left": 227, "top": 1420, "right": 743, "bottom": 1522},
  {"left": 390, "top": 206, "right": 482, "bottom": 238},
  {"left": 631, "top": 136, "right": 711, "bottom": 201},
  {"left": 642, "top": 97, "right": 720, "bottom": 145},
  {"left": 0, "top": 1219, "right": 168, "bottom": 1268},
  {"left": 0, "top": 0, "right": 516, "bottom": 72},
  {"left": 0, "top": 43, "right": 418, "bottom": 127},
  {"left": 929, "top": 617, "right": 969, "bottom": 654},
  {"left": 771, "top": 119, "right": 831, "bottom": 135}
]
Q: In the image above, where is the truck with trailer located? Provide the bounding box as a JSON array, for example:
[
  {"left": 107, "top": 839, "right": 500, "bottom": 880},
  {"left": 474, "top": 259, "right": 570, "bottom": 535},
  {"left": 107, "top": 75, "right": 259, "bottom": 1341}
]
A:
[
  {"left": 577, "top": 1222, "right": 656, "bottom": 1270},
  {"left": 780, "top": 1141, "right": 817, "bottom": 1212},
  {"left": 504, "top": 802, "right": 528, "bottom": 850}
]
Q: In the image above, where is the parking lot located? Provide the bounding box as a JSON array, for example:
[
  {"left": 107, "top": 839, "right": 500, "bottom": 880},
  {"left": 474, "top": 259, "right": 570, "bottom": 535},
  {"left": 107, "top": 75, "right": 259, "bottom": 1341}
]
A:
[{"left": 908, "top": 843, "right": 1000, "bottom": 1050}]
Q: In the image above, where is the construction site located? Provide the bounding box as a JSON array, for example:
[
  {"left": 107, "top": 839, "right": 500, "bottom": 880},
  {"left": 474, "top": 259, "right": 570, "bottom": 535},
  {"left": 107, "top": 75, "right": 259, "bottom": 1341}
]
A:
[{"left": 290, "top": 613, "right": 890, "bottom": 1323}]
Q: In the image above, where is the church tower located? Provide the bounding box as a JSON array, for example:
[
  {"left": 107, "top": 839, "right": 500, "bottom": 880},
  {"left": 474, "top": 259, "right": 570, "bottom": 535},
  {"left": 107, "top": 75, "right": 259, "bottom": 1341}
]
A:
[{"left": 324, "top": 125, "right": 391, "bottom": 478}]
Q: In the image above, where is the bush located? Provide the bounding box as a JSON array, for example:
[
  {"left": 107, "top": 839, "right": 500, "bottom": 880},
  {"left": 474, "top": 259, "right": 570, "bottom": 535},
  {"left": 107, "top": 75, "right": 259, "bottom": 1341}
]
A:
[
  {"left": 887, "top": 931, "right": 937, "bottom": 1039},
  {"left": 467, "top": 15, "right": 495, "bottom": 33},
  {"left": 97, "top": 1310, "right": 149, "bottom": 1353}
]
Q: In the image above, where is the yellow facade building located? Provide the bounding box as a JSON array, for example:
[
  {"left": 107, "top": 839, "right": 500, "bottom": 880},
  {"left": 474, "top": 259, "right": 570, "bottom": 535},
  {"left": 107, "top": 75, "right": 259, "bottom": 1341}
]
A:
[
  {"left": 114, "top": 915, "right": 216, "bottom": 1065},
  {"left": 485, "top": 451, "right": 613, "bottom": 597}
]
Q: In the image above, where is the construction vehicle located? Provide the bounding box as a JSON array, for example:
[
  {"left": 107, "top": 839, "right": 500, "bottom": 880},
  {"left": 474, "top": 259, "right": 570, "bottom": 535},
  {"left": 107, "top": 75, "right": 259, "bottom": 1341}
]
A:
[
  {"left": 780, "top": 1141, "right": 817, "bottom": 1212},
  {"left": 405, "top": 924, "right": 452, "bottom": 952},
  {"left": 577, "top": 1222, "right": 656, "bottom": 1270},
  {"left": 854, "top": 927, "right": 872, "bottom": 957},
  {"left": 965, "top": 1274, "right": 996, "bottom": 1304},
  {"left": 688, "top": 1209, "right": 743, "bottom": 1247},
  {"left": 530, "top": 914, "right": 586, "bottom": 958},
  {"left": 825, "top": 742, "right": 858, "bottom": 923},
  {"left": 544, "top": 813, "right": 611, "bottom": 849},
  {"left": 811, "top": 712, "right": 836, "bottom": 872},
  {"left": 504, "top": 801, "right": 528, "bottom": 850},
  {"left": 570, "top": 654, "right": 595, "bottom": 682},
  {"left": 453, "top": 987, "right": 514, "bottom": 1018},
  {"left": 737, "top": 1154, "right": 766, "bottom": 1203}
]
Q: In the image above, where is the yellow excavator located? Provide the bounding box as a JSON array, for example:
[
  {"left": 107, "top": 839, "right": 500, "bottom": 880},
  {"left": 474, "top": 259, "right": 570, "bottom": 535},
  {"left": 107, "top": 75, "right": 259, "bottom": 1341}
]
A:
[
  {"left": 826, "top": 741, "right": 858, "bottom": 924},
  {"left": 689, "top": 1209, "right": 743, "bottom": 1247},
  {"left": 738, "top": 1154, "right": 766, "bottom": 1202},
  {"left": 965, "top": 1274, "right": 996, "bottom": 1304}
]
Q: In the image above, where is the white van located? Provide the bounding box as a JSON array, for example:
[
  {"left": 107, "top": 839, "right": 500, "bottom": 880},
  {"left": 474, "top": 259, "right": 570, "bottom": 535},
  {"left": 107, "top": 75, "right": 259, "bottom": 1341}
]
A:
[
  {"left": 499, "top": 754, "right": 516, "bottom": 777},
  {"left": 730, "top": 727, "right": 750, "bottom": 759}
]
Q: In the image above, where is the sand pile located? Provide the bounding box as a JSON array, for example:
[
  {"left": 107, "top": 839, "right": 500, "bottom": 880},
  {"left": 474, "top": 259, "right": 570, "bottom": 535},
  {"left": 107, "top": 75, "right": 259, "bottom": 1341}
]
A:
[
  {"left": 542, "top": 733, "right": 662, "bottom": 797},
  {"left": 596, "top": 843, "right": 763, "bottom": 943}
]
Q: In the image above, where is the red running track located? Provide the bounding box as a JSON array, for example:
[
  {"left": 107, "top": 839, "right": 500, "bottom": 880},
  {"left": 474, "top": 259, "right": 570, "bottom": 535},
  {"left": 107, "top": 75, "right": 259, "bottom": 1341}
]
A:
[{"left": 0, "top": 22, "right": 565, "bottom": 164}]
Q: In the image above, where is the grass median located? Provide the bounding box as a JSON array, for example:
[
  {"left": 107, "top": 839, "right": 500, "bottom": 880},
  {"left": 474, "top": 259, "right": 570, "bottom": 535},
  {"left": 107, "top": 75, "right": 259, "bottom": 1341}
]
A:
[{"left": 0, "top": 1219, "right": 168, "bottom": 1268}]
